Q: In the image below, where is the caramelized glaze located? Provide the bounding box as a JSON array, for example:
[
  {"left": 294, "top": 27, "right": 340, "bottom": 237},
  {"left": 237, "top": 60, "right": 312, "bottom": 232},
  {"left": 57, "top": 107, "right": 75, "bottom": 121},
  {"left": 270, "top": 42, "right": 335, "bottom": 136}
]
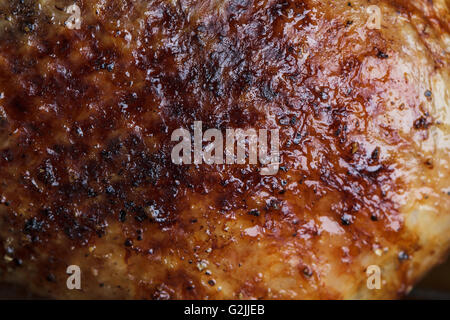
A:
[{"left": 0, "top": 0, "right": 449, "bottom": 299}]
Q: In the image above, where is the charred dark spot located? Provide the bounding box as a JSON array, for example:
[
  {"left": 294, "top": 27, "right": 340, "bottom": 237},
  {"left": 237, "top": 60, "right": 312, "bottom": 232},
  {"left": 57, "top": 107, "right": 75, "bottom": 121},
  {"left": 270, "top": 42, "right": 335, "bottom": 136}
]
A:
[{"left": 134, "top": 206, "right": 147, "bottom": 223}]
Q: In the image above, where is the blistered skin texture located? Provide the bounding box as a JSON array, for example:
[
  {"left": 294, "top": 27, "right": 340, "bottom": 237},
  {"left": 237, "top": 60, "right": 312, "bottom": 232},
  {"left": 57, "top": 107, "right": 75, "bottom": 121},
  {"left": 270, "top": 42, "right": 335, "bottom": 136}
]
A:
[{"left": 0, "top": 0, "right": 449, "bottom": 299}]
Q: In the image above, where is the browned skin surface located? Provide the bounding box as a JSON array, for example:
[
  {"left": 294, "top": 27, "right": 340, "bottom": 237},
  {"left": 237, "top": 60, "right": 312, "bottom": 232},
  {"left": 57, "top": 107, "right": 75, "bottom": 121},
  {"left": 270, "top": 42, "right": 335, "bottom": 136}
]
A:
[{"left": 0, "top": 0, "right": 449, "bottom": 299}]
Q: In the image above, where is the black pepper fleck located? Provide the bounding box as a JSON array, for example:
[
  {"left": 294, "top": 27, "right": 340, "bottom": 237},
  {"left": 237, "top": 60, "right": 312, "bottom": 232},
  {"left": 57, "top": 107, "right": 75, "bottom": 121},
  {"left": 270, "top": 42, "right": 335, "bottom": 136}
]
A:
[
  {"left": 13, "top": 258, "right": 23, "bottom": 266},
  {"left": 46, "top": 273, "right": 56, "bottom": 282},
  {"left": 341, "top": 213, "right": 353, "bottom": 226},
  {"left": 279, "top": 116, "right": 290, "bottom": 126},
  {"left": 87, "top": 188, "right": 97, "bottom": 197},
  {"left": 376, "top": 50, "right": 389, "bottom": 59},
  {"left": 105, "top": 185, "right": 115, "bottom": 195},
  {"left": 303, "top": 267, "right": 313, "bottom": 277},
  {"left": 119, "top": 210, "right": 126, "bottom": 222},
  {"left": 398, "top": 251, "right": 409, "bottom": 261}
]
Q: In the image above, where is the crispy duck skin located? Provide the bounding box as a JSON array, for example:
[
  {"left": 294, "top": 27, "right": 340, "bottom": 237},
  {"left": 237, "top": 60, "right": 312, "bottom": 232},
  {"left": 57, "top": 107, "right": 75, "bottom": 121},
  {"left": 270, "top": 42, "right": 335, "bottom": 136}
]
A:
[{"left": 0, "top": 0, "right": 449, "bottom": 299}]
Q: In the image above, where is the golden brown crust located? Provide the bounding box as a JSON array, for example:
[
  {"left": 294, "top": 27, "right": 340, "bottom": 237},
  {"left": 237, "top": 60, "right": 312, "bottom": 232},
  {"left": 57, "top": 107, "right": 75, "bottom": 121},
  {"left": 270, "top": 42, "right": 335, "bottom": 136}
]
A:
[{"left": 0, "top": 0, "right": 448, "bottom": 299}]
